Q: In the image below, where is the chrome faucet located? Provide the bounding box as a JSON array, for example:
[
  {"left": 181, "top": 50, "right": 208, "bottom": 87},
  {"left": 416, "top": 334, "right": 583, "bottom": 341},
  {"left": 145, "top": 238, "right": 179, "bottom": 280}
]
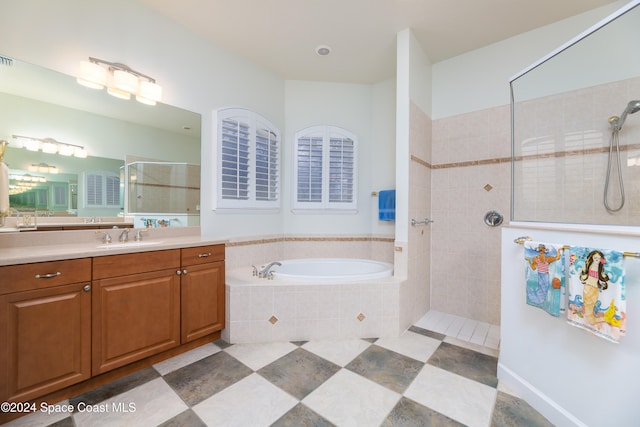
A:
[
  {"left": 95, "top": 230, "right": 112, "bottom": 244},
  {"left": 258, "top": 261, "right": 282, "bottom": 278},
  {"left": 119, "top": 228, "right": 130, "bottom": 243}
]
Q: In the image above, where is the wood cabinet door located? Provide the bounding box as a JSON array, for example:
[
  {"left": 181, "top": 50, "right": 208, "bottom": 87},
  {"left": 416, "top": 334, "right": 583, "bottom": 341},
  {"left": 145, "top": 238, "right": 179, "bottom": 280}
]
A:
[
  {"left": 0, "top": 283, "right": 91, "bottom": 402},
  {"left": 180, "top": 261, "right": 225, "bottom": 343},
  {"left": 92, "top": 269, "right": 180, "bottom": 375}
]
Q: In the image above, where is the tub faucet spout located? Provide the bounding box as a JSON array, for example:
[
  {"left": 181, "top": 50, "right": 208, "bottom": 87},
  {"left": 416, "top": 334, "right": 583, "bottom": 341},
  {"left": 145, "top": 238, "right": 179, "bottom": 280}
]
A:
[{"left": 258, "top": 261, "right": 282, "bottom": 278}]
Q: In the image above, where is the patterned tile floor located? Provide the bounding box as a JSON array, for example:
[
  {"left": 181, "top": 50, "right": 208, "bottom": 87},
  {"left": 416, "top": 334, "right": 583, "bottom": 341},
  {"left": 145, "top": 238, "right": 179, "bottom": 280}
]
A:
[{"left": 4, "top": 316, "right": 552, "bottom": 427}]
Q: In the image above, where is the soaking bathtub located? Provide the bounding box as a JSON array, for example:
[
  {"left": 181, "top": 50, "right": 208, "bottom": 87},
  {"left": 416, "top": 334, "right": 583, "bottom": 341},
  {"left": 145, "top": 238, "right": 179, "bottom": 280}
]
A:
[
  {"left": 224, "top": 258, "right": 400, "bottom": 343},
  {"left": 271, "top": 258, "right": 393, "bottom": 282}
]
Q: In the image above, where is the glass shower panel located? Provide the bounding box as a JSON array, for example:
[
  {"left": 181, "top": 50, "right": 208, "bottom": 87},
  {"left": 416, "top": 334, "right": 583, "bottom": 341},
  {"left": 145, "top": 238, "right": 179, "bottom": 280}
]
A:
[
  {"left": 128, "top": 162, "right": 200, "bottom": 214},
  {"left": 511, "top": 4, "right": 640, "bottom": 226}
]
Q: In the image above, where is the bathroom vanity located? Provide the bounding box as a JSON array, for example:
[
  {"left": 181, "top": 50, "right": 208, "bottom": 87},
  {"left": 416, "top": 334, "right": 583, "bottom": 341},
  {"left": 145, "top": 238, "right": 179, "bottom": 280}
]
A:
[{"left": 0, "top": 227, "right": 225, "bottom": 418}]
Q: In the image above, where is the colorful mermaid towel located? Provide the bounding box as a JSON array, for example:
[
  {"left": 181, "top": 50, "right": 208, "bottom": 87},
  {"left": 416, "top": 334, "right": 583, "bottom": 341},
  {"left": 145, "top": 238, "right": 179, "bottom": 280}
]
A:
[
  {"left": 567, "top": 246, "right": 626, "bottom": 343},
  {"left": 524, "top": 241, "right": 565, "bottom": 317}
]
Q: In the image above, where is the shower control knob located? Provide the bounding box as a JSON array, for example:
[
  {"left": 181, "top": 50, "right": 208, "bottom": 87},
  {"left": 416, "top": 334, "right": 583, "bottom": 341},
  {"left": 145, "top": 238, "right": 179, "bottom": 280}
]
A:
[{"left": 484, "top": 210, "right": 503, "bottom": 227}]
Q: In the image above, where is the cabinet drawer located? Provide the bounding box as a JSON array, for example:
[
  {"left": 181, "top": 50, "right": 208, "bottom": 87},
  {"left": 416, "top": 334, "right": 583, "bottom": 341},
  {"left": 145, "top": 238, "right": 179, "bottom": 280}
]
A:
[
  {"left": 181, "top": 245, "right": 224, "bottom": 266},
  {"left": 93, "top": 249, "right": 180, "bottom": 279},
  {"left": 0, "top": 259, "right": 91, "bottom": 295}
]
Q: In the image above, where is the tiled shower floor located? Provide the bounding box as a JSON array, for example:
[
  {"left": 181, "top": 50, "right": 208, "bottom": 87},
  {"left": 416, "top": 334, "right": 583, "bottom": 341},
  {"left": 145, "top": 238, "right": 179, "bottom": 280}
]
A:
[{"left": 4, "top": 313, "right": 551, "bottom": 427}]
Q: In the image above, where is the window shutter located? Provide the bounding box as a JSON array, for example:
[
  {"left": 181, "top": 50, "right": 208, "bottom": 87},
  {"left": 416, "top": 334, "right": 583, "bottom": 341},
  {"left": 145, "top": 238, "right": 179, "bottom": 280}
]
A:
[
  {"left": 216, "top": 108, "right": 280, "bottom": 210},
  {"left": 329, "top": 136, "right": 355, "bottom": 204},
  {"left": 86, "top": 173, "right": 103, "bottom": 206},
  {"left": 85, "top": 171, "right": 120, "bottom": 208},
  {"left": 53, "top": 185, "right": 67, "bottom": 207},
  {"left": 105, "top": 175, "right": 120, "bottom": 206},
  {"left": 293, "top": 126, "right": 357, "bottom": 212},
  {"left": 220, "top": 118, "right": 250, "bottom": 201},
  {"left": 296, "top": 136, "right": 323, "bottom": 203},
  {"left": 255, "top": 127, "right": 278, "bottom": 202}
]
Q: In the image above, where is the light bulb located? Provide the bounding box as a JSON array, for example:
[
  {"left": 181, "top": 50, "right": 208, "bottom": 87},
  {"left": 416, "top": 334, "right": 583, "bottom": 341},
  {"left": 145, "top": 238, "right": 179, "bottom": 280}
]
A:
[
  {"left": 113, "top": 69, "right": 139, "bottom": 93},
  {"left": 77, "top": 60, "right": 107, "bottom": 89}
]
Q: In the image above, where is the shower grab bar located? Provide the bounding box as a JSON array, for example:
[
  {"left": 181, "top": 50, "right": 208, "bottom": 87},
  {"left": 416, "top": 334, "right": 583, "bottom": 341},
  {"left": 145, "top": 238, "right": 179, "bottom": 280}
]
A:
[
  {"left": 513, "top": 235, "right": 640, "bottom": 258},
  {"left": 411, "top": 218, "right": 434, "bottom": 226}
]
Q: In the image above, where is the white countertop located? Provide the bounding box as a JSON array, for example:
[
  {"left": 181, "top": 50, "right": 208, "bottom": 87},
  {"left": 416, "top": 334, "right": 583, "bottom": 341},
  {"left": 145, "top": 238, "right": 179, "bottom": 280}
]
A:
[{"left": 0, "top": 227, "right": 227, "bottom": 266}]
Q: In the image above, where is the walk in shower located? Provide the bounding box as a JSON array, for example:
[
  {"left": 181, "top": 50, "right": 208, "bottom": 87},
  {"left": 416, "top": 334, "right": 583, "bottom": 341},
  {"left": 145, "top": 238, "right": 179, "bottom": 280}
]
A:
[{"left": 510, "top": 2, "right": 640, "bottom": 226}]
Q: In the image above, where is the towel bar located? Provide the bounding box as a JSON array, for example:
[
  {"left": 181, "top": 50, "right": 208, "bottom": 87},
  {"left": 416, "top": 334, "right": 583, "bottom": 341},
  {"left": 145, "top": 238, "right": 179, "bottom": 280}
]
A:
[
  {"left": 411, "top": 218, "right": 434, "bottom": 226},
  {"left": 513, "top": 236, "right": 532, "bottom": 245},
  {"left": 513, "top": 235, "right": 640, "bottom": 258}
]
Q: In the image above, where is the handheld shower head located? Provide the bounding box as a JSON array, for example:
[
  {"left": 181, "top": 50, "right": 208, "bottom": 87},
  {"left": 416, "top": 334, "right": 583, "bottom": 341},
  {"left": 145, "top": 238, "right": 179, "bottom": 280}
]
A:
[
  {"left": 609, "top": 99, "right": 640, "bottom": 131},
  {"left": 626, "top": 100, "right": 640, "bottom": 115}
]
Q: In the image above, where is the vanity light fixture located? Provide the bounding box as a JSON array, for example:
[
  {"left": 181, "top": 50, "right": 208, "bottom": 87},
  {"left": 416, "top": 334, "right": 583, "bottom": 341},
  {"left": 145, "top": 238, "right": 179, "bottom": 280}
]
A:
[
  {"left": 77, "top": 57, "right": 163, "bottom": 105},
  {"left": 12, "top": 135, "right": 88, "bottom": 158},
  {"left": 29, "top": 163, "right": 59, "bottom": 174},
  {"left": 9, "top": 173, "right": 47, "bottom": 183}
]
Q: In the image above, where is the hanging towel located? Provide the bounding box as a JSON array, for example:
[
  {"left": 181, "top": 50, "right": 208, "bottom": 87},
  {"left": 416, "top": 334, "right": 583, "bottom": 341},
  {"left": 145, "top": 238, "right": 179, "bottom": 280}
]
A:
[
  {"left": 524, "top": 241, "right": 565, "bottom": 317},
  {"left": 567, "top": 246, "right": 626, "bottom": 343},
  {"left": 378, "top": 189, "right": 395, "bottom": 221},
  {"left": 0, "top": 162, "right": 9, "bottom": 214}
]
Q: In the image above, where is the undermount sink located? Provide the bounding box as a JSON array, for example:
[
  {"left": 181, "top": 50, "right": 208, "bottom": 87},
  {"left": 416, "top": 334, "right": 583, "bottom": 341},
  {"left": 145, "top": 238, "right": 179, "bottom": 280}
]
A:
[{"left": 96, "top": 241, "right": 164, "bottom": 249}]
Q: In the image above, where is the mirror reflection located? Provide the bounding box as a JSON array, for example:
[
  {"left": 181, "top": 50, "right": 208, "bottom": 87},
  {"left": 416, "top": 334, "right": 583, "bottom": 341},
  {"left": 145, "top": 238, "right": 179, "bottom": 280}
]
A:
[{"left": 0, "top": 55, "right": 201, "bottom": 227}]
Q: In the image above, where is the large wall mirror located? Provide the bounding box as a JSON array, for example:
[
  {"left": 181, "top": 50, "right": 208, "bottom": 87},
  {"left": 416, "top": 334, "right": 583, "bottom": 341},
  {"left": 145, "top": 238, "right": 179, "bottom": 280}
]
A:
[
  {"left": 0, "top": 55, "right": 201, "bottom": 225},
  {"left": 511, "top": 3, "right": 640, "bottom": 226}
]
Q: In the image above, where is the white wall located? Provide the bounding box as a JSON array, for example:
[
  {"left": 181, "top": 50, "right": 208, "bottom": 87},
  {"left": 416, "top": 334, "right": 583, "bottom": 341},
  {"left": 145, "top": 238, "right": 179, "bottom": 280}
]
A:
[
  {"left": 395, "top": 29, "right": 411, "bottom": 245},
  {"left": 409, "top": 31, "right": 432, "bottom": 118},
  {"left": 283, "top": 80, "right": 380, "bottom": 235},
  {"left": 501, "top": 226, "right": 640, "bottom": 426},
  {"left": 370, "top": 79, "right": 397, "bottom": 236},
  {"left": 431, "top": 1, "right": 628, "bottom": 119}
]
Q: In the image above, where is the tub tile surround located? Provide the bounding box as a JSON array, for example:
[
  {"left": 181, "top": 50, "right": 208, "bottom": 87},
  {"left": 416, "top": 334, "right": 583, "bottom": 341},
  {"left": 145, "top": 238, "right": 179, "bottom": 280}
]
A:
[
  {"left": 5, "top": 315, "right": 549, "bottom": 427},
  {"left": 224, "top": 234, "right": 399, "bottom": 343},
  {"left": 225, "top": 234, "right": 394, "bottom": 271},
  {"left": 225, "top": 272, "right": 401, "bottom": 343}
]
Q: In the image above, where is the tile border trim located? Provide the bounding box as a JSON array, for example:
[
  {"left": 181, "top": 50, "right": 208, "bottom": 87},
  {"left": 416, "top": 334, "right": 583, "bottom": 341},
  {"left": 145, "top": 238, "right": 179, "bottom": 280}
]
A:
[{"left": 226, "top": 235, "right": 395, "bottom": 247}]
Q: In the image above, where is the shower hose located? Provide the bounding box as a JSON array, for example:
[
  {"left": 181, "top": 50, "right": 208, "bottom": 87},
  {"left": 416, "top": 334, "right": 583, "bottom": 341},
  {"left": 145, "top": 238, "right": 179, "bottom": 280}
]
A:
[{"left": 603, "top": 128, "right": 625, "bottom": 213}]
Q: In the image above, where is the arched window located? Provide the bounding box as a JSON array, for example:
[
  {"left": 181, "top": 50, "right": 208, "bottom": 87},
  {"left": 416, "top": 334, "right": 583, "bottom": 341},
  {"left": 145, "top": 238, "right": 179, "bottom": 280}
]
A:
[
  {"left": 293, "top": 125, "right": 357, "bottom": 212},
  {"left": 215, "top": 108, "right": 280, "bottom": 210}
]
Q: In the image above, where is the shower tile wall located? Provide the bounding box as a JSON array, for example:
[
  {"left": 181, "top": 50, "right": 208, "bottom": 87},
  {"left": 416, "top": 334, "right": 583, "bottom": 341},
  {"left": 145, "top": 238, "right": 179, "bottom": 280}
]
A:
[
  {"left": 513, "top": 77, "right": 640, "bottom": 225},
  {"left": 402, "top": 101, "right": 432, "bottom": 329},
  {"left": 430, "top": 105, "right": 511, "bottom": 325}
]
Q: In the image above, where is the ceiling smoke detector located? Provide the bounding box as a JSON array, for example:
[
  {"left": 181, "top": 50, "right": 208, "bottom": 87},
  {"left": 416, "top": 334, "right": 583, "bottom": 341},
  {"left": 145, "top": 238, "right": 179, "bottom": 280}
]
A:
[{"left": 316, "top": 45, "right": 331, "bottom": 56}]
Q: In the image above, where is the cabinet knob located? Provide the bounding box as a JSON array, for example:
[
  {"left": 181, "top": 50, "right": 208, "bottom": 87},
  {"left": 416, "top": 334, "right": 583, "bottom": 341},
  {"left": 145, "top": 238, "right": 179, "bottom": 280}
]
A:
[
  {"left": 183, "top": 269, "right": 188, "bottom": 275},
  {"left": 83, "top": 285, "right": 91, "bottom": 292},
  {"left": 176, "top": 270, "right": 182, "bottom": 275}
]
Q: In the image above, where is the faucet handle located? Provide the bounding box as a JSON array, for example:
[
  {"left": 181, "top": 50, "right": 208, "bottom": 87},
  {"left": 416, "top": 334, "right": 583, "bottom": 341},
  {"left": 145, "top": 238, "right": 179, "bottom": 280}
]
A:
[
  {"left": 95, "top": 230, "right": 112, "bottom": 244},
  {"left": 119, "top": 228, "right": 131, "bottom": 242},
  {"left": 135, "top": 228, "right": 149, "bottom": 241},
  {"left": 251, "top": 265, "right": 258, "bottom": 276}
]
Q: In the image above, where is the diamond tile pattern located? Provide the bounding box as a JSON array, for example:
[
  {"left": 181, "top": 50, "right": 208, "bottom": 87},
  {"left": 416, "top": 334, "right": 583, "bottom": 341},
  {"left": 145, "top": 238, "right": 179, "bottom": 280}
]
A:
[{"left": 6, "top": 316, "right": 552, "bottom": 427}]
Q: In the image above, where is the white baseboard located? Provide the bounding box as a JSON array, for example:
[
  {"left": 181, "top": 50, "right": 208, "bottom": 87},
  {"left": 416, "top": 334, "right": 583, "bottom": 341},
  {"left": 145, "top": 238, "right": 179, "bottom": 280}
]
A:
[{"left": 497, "top": 362, "right": 587, "bottom": 427}]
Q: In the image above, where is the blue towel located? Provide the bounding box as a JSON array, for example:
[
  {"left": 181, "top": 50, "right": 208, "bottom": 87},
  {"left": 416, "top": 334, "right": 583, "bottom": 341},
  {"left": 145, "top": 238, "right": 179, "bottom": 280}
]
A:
[{"left": 378, "top": 189, "right": 395, "bottom": 221}]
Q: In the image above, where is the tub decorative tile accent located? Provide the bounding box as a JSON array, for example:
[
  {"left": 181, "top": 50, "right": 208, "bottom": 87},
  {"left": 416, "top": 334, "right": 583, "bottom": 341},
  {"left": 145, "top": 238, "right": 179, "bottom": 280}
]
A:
[
  {"left": 357, "top": 313, "right": 366, "bottom": 322},
  {"left": 483, "top": 184, "right": 493, "bottom": 192},
  {"left": 269, "top": 315, "right": 279, "bottom": 325}
]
